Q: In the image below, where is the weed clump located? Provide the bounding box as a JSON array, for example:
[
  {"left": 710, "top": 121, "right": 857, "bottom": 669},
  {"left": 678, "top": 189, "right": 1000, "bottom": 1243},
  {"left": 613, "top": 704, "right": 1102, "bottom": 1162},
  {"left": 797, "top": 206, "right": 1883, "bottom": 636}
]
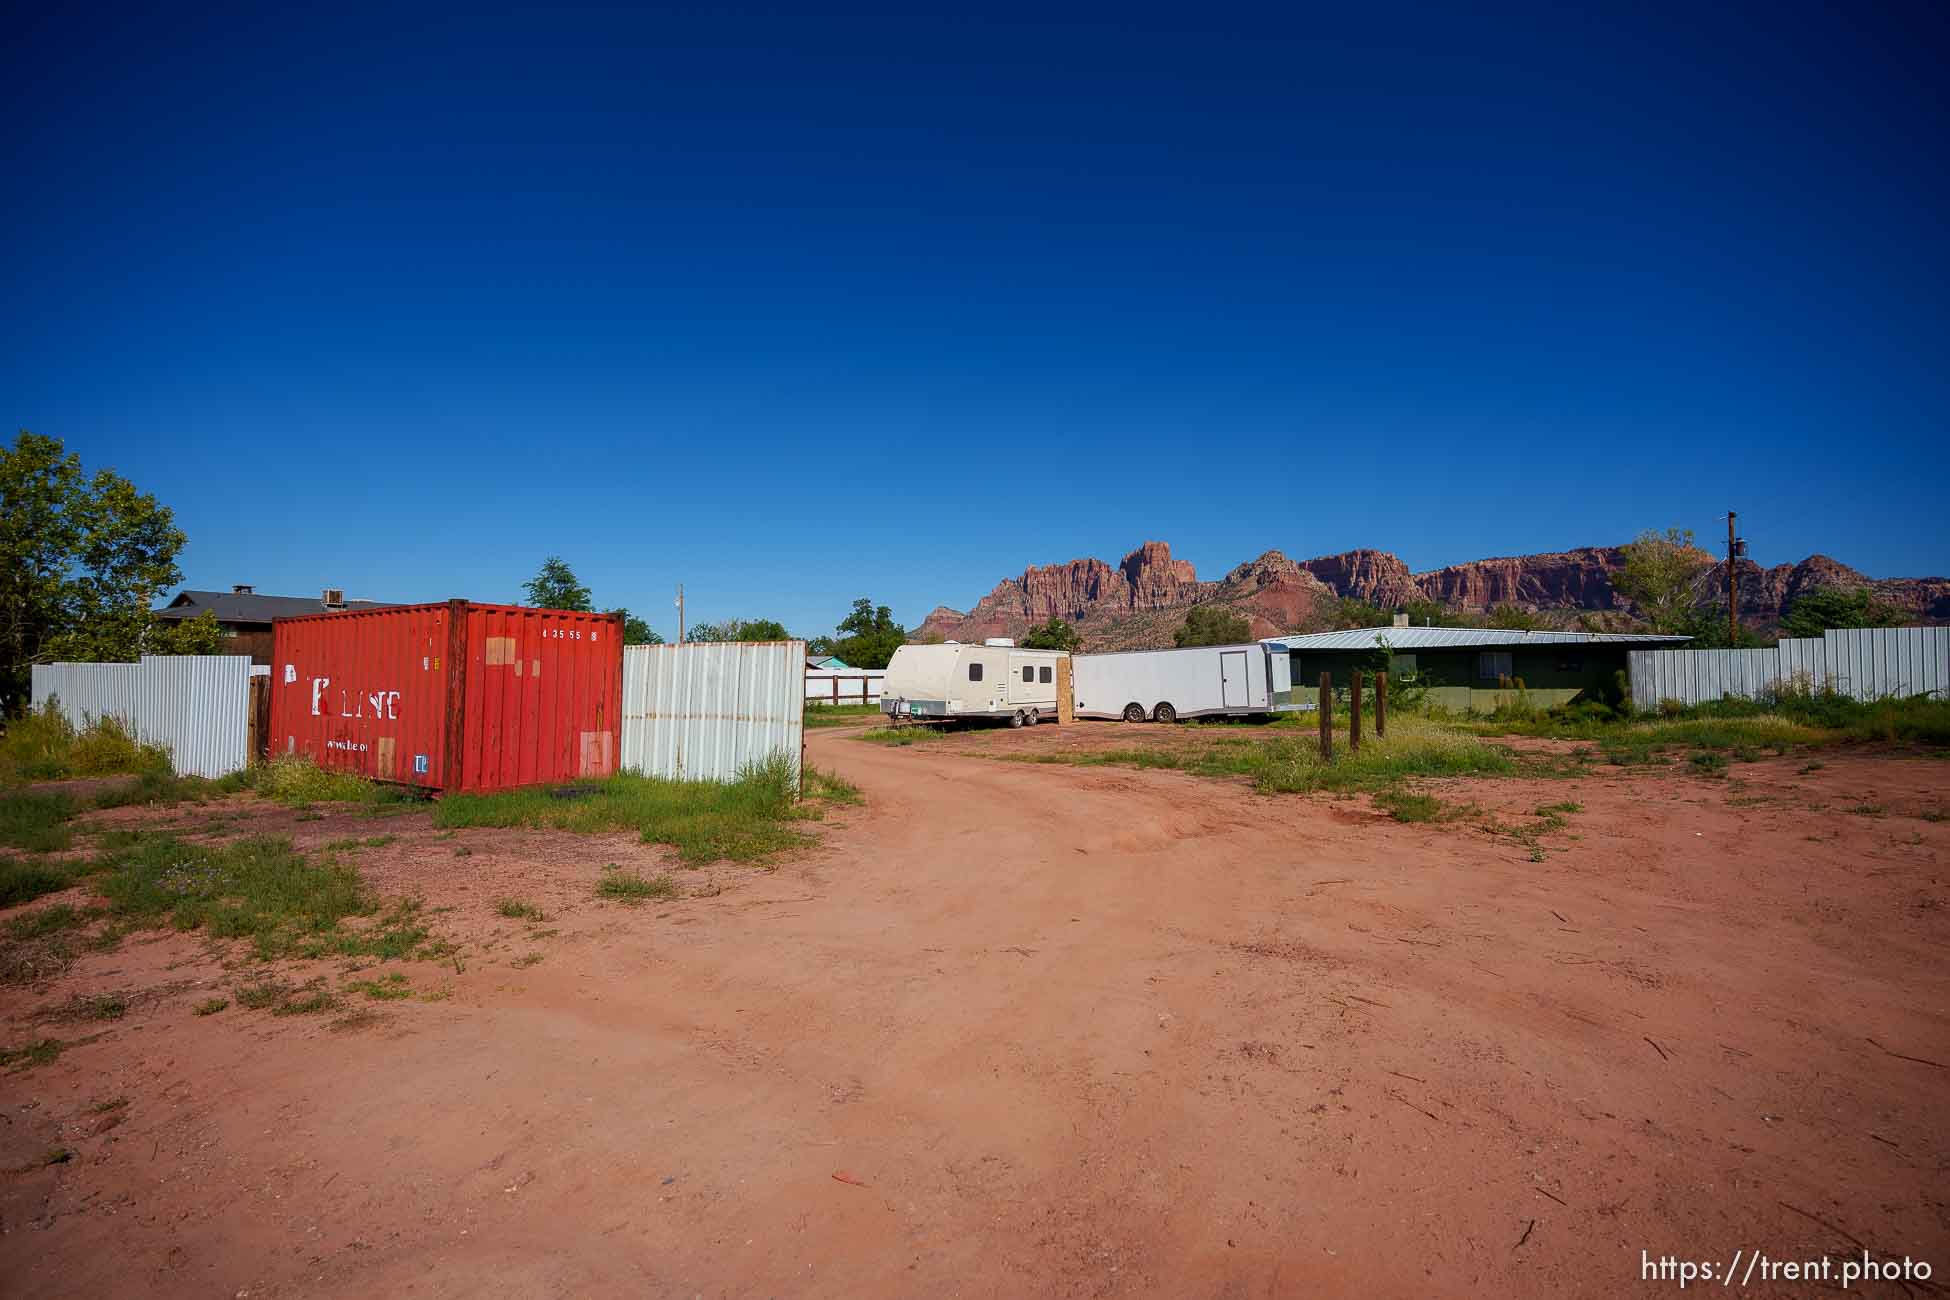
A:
[{"left": 436, "top": 754, "right": 814, "bottom": 864}]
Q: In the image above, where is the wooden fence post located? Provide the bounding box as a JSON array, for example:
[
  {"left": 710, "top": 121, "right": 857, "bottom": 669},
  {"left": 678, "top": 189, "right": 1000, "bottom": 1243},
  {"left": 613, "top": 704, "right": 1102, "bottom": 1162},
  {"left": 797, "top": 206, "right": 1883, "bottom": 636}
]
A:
[
  {"left": 1350, "top": 670, "right": 1363, "bottom": 752},
  {"left": 1318, "top": 672, "right": 1332, "bottom": 761},
  {"left": 1376, "top": 671, "right": 1388, "bottom": 739}
]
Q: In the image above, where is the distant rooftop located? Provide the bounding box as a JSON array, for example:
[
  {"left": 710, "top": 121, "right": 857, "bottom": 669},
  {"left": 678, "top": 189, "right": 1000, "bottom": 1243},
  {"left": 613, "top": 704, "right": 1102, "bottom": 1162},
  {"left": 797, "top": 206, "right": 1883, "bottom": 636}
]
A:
[
  {"left": 154, "top": 588, "right": 392, "bottom": 624},
  {"left": 1261, "top": 627, "right": 1692, "bottom": 652}
]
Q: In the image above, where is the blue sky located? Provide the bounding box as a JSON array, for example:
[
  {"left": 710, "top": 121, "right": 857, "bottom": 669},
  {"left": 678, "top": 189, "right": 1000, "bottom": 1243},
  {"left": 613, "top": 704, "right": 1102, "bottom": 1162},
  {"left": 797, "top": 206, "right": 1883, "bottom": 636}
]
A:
[{"left": 5, "top": 2, "right": 1945, "bottom": 640}]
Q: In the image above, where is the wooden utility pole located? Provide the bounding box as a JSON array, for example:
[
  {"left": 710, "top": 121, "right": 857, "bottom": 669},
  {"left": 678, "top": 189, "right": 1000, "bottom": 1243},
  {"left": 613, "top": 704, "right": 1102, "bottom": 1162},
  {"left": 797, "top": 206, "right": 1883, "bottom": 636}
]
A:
[
  {"left": 1350, "top": 671, "right": 1363, "bottom": 752},
  {"left": 1376, "top": 671, "right": 1388, "bottom": 738},
  {"left": 1726, "top": 512, "right": 1738, "bottom": 646},
  {"left": 1318, "top": 672, "right": 1333, "bottom": 761}
]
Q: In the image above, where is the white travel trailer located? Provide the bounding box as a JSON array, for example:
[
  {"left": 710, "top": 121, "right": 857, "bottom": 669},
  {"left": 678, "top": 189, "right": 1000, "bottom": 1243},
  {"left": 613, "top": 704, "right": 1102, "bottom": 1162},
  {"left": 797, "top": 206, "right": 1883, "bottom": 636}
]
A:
[
  {"left": 881, "top": 642, "right": 1069, "bottom": 727},
  {"left": 1072, "top": 643, "right": 1298, "bottom": 722}
]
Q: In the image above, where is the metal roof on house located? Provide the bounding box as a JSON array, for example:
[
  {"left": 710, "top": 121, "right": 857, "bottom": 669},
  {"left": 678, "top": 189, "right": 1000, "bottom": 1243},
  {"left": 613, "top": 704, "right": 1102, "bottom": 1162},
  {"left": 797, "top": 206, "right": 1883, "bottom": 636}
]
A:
[
  {"left": 154, "top": 590, "right": 392, "bottom": 623},
  {"left": 1261, "top": 627, "right": 1692, "bottom": 652}
]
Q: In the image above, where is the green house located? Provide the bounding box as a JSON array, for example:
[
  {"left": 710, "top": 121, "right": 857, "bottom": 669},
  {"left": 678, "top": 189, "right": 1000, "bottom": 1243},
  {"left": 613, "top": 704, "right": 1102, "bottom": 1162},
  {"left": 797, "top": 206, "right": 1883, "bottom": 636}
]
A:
[{"left": 1261, "top": 627, "right": 1691, "bottom": 712}]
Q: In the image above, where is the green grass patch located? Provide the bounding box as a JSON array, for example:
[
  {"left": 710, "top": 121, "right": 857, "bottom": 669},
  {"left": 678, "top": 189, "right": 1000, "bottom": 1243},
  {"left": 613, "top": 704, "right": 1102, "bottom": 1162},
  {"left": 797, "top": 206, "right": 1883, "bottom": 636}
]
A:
[
  {"left": 0, "top": 855, "right": 93, "bottom": 909},
  {"left": 0, "top": 707, "right": 172, "bottom": 786},
  {"left": 1689, "top": 752, "right": 1730, "bottom": 777},
  {"left": 1372, "top": 789, "right": 1447, "bottom": 823},
  {"left": 0, "top": 792, "right": 78, "bottom": 854},
  {"left": 324, "top": 834, "right": 400, "bottom": 851},
  {"left": 801, "top": 766, "right": 862, "bottom": 805},
  {"left": 1019, "top": 718, "right": 1515, "bottom": 795},
  {"left": 857, "top": 726, "right": 951, "bottom": 746},
  {"left": 803, "top": 704, "right": 885, "bottom": 728},
  {"left": 494, "top": 898, "right": 546, "bottom": 921},
  {"left": 346, "top": 973, "right": 414, "bottom": 1001},
  {"left": 597, "top": 867, "right": 679, "bottom": 901},
  {"left": 1, "top": 1037, "right": 71, "bottom": 1070},
  {"left": 1471, "top": 692, "right": 1950, "bottom": 751},
  {"left": 255, "top": 756, "right": 420, "bottom": 807},
  {"left": 91, "top": 831, "right": 435, "bottom": 961},
  {"left": 193, "top": 997, "right": 228, "bottom": 1015},
  {"left": 434, "top": 754, "right": 813, "bottom": 865},
  {"left": 4, "top": 904, "right": 91, "bottom": 940}
]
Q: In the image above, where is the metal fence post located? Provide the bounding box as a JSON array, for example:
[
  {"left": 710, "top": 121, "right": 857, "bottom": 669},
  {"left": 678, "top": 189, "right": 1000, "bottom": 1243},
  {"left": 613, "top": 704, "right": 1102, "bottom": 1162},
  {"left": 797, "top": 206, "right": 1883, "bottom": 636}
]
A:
[
  {"left": 1376, "top": 671, "right": 1388, "bottom": 739},
  {"left": 1318, "top": 671, "right": 1332, "bottom": 761}
]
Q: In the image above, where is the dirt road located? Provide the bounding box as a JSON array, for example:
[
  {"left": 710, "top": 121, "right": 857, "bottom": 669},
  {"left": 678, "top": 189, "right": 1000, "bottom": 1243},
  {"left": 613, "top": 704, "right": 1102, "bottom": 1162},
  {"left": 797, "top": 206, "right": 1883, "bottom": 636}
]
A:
[{"left": 4, "top": 733, "right": 1946, "bottom": 1296}]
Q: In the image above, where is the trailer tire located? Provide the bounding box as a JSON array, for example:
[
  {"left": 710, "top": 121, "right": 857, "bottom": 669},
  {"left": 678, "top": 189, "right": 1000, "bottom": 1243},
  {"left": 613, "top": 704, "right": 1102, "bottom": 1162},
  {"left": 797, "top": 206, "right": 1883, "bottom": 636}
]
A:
[
  {"left": 1009, "top": 710, "right": 1025, "bottom": 729},
  {"left": 1154, "top": 702, "right": 1177, "bottom": 724},
  {"left": 1122, "top": 702, "right": 1146, "bottom": 723},
  {"left": 1025, "top": 708, "right": 1040, "bottom": 726}
]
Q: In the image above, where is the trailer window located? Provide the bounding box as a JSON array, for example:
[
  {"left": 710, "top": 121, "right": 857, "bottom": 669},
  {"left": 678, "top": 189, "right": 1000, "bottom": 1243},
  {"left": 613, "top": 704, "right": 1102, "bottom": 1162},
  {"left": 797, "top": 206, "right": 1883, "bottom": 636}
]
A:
[
  {"left": 1477, "top": 651, "right": 1514, "bottom": 681},
  {"left": 1023, "top": 666, "right": 1035, "bottom": 683},
  {"left": 1040, "top": 666, "right": 1052, "bottom": 683},
  {"left": 968, "top": 663, "right": 983, "bottom": 682}
]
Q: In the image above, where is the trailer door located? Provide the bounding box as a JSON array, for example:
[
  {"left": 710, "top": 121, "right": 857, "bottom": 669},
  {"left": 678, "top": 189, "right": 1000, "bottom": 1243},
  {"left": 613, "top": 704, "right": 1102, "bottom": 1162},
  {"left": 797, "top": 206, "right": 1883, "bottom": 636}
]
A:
[{"left": 1220, "top": 650, "right": 1248, "bottom": 708}]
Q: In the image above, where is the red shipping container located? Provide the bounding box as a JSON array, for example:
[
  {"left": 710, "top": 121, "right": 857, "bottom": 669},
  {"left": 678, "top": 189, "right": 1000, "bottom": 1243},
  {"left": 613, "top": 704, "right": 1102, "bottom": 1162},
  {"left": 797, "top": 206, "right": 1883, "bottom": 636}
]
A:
[{"left": 269, "top": 601, "right": 623, "bottom": 793}]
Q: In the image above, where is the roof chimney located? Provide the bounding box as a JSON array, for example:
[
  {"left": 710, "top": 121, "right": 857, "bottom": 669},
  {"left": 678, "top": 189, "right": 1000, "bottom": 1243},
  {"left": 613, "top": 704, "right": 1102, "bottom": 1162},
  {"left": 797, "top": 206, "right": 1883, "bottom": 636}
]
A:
[
  {"left": 1392, "top": 613, "right": 1410, "bottom": 628},
  {"left": 233, "top": 584, "right": 254, "bottom": 595},
  {"left": 322, "top": 588, "right": 346, "bottom": 610}
]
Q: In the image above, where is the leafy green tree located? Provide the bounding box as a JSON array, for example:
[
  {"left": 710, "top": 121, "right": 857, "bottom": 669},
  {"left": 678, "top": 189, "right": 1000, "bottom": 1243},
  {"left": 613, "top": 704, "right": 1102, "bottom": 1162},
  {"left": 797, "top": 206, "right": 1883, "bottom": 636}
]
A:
[
  {"left": 607, "top": 609, "right": 663, "bottom": 645},
  {"left": 2, "top": 432, "right": 191, "bottom": 712},
  {"left": 1779, "top": 587, "right": 1905, "bottom": 639},
  {"left": 1332, "top": 598, "right": 1393, "bottom": 630},
  {"left": 521, "top": 556, "right": 594, "bottom": 611},
  {"left": 686, "top": 617, "right": 789, "bottom": 643},
  {"left": 1395, "top": 597, "right": 1476, "bottom": 628},
  {"left": 1021, "top": 617, "right": 1081, "bottom": 652},
  {"left": 1173, "top": 605, "right": 1251, "bottom": 647},
  {"left": 832, "top": 597, "right": 906, "bottom": 669},
  {"left": 1485, "top": 604, "right": 1541, "bottom": 630},
  {"left": 1613, "top": 528, "right": 1710, "bottom": 633}
]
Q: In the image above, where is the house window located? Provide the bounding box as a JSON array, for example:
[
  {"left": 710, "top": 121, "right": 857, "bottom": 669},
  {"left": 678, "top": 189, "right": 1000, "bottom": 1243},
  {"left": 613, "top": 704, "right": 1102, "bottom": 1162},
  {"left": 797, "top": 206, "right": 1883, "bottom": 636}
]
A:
[
  {"left": 1477, "top": 651, "right": 1514, "bottom": 681},
  {"left": 968, "top": 663, "right": 983, "bottom": 682},
  {"left": 1554, "top": 653, "right": 1584, "bottom": 672},
  {"left": 1040, "top": 666, "right": 1053, "bottom": 683},
  {"left": 1023, "top": 666, "right": 1035, "bottom": 683}
]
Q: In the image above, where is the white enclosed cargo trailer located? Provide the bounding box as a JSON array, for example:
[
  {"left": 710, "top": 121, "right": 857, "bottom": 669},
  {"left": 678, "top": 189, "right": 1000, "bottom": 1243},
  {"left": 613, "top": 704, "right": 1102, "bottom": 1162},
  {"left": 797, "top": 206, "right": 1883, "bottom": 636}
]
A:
[
  {"left": 881, "top": 643, "right": 1070, "bottom": 727},
  {"left": 1072, "top": 643, "right": 1298, "bottom": 722}
]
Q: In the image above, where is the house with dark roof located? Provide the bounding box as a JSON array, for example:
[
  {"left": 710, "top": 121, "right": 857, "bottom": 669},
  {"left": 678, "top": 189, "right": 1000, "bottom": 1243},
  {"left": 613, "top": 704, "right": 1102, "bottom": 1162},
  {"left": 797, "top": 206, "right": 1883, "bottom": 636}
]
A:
[
  {"left": 153, "top": 585, "right": 391, "bottom": 664},
  {"left": 1261, "top": 625, "right": 1693, "bottom": 712}
]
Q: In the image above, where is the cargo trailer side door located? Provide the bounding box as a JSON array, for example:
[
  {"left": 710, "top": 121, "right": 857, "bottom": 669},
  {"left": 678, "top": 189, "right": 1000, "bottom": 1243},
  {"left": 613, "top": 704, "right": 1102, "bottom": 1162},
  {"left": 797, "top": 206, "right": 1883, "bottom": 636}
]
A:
[{"left": 1220, "top": 650, "right": 1248, "bottom": 709}]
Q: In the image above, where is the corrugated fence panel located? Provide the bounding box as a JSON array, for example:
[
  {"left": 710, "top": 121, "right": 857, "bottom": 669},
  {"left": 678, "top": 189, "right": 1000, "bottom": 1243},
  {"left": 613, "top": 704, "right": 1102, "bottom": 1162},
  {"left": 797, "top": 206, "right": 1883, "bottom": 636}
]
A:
[
  {"left": 30, "top": 657, "right": 251, "bottom": 776},
  {"left": 622, "top": 641, "right": 805, "bottom": 785},
  {"left": 32, "top": 662, "right": 142, "bottom": 729},
  {"left": 1775, "top": 638, "right": 1828, "bottom": 690},
  {"left": 138, "top": 656, "right": 252, "bottom": 778},
  {"left": 1632, "top": 627, "right": 1950, "bottom": 711},
  {"left": 1824, "top": 626, "right": 1949, "bottom": 700}
]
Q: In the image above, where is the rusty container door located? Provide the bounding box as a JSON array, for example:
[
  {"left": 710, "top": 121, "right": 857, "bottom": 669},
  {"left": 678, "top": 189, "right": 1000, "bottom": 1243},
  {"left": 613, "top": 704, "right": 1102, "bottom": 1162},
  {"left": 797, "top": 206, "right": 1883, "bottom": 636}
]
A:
[
  {"left": 270, "top": 603, "right": 459, "bottom": 789},
  {"left": 452, "top": 604, "right": 623, "bottom": 792},
  {"left": 271, "top": 602, "right": 624, "bottom": 792}
]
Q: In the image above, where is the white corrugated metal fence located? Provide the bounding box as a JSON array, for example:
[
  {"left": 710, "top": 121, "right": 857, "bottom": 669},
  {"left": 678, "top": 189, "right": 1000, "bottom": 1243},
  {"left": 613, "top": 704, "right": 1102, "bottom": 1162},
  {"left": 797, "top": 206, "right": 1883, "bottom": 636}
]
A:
[
  {"left": 31, "top": 656, "right": 253, "bottom": 777},
  {"left": 622, "top": 641, "right": 805, "bottom": 784},
  {"left": 1629, "top": 627, "right": 1950, "bottom": 711}
]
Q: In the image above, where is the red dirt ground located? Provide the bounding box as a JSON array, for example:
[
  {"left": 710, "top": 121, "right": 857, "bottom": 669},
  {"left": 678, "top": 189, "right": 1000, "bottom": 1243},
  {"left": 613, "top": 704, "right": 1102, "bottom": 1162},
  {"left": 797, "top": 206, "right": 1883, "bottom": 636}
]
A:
[{"left": 2, "top": 729, "right": 1946, "bottom": 1297}]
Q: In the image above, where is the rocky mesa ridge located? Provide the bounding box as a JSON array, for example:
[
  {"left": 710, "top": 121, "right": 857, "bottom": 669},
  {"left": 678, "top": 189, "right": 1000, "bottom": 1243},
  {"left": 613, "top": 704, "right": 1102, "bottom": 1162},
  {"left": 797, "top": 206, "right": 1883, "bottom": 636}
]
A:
[{"left": 916, "top": 541, "right": 1950, "bottom": 649}]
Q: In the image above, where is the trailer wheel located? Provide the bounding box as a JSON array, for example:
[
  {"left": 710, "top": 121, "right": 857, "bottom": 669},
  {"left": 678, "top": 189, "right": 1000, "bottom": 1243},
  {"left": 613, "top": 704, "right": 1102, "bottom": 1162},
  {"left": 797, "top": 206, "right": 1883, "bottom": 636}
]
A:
[
  {"left": 1154, "top": 702, "right": 1177, "bottom": 724},
  {"left": 1025, "top": 708, "right": 1040, "bottom": 726},
  {"left": 1009, "top": 710, "right": 1025, "bottom": 728},
  {"left": 1122, "top": 702, "right": 1146, "bottom": 723}
]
